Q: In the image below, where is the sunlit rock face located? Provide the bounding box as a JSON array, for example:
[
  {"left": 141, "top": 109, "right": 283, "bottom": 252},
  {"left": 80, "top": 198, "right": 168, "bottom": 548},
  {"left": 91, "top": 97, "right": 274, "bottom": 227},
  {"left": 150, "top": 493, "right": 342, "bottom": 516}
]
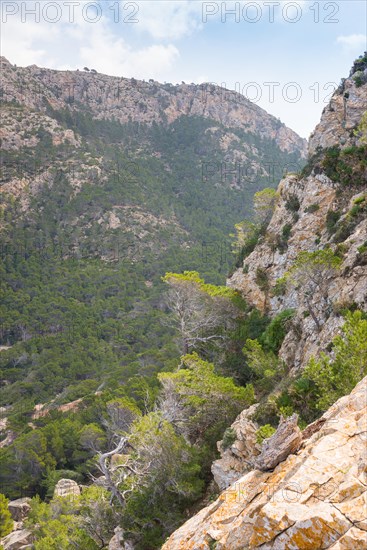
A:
[{"left": 162, "top": 376, "right": 367, "bottom": 549}]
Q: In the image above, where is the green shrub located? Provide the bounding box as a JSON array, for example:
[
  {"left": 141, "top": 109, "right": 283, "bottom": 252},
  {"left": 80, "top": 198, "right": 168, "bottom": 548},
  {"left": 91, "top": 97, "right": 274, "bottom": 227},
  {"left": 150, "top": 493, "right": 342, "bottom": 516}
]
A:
[
  {"left": 0, "top": 493, "right": 14, "bottom": 537},
  {"left": 235, "top": 232, "right": 260, "bottom": 267},
  {"left": 301, "top": 311, "right": 366, "bottom": 414},
  {"left": 326, "top": 210, "right": 341, "bottom": 234},
  {"left": 243, "top": 339, "right": 285, "bottom": 392},
  {"left": 322, "top": 145, "right": 367, "bottom": 187},
  {"left": 334, "top": 200, "right": 366, "bottom": 243},
  {"left": 357, "top": 240, "right": 367, "bottom": 254},
  {"left": 252, "top": 399, "right": 279, "bottom": 427},
  {"left": 221, "top": 427, "right": 237, "bottom": 450},
  {"left": 349, "top": 204, "right": 361, "bottom": 217},
  {"left": 273, "top": 276, "right": 287, "bottom": 296},
  {"left": 256, "top": 424, "right": 276, "bottom": 444},
  {"left": 285, "top": 194, "right": 300, "bottom": 213},
  {"left": 255, "top": 267, "right": 269, "bottom": 292},
  {"left": 335, "top": 243, "right": 348, "bottom": 258},
  {"left": 159, "top": 353, "right": 255, "bottom": 445},
  {"left": 305, "top": 203, "right": 320, "bottom": 213},
  {"left": 260, "top": 309, "right": 295, "bottom": 353},
  {"left": 282, "top": 223, "right": 292, "bottom": 241}
]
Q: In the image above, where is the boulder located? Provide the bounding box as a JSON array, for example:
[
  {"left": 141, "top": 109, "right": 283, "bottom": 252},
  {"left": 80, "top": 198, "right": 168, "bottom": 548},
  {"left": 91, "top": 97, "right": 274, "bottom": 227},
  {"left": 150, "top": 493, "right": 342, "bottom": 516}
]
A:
[
  {"left": 53, "top": 478, "right": 80, "bottom": 499},
  {"left": 8, "top": 498, "right": 31, "bottom": 522},
  {"left": 1, "top": 529, "right": 33, "bottom": 550},
  {"left": 255, "top": 413, "right": 302, "bottom": 471}
]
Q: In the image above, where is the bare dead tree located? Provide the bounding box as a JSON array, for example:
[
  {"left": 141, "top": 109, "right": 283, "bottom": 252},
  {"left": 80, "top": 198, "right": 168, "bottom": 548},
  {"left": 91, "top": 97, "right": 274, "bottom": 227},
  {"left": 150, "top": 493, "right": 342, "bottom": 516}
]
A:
[
  {"left": 95, "top": 436, "right": 129, "bottom": 506},
  {"left": 163, "top": 279, "right": 237, "bottom": 354},
  {"left": 94, "top": 435, "right": 152, "bottom": 507}
]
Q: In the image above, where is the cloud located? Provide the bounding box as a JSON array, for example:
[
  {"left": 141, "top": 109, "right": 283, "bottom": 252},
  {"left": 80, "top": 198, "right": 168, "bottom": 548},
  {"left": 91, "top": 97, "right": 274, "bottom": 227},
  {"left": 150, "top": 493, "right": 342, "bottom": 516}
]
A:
[
  {"left": 1, "top": 17, "right": 60, "bottom": 67},
  {"left": 1, "top": 2, "right": 179, "bottom": 79},
  {"left": 337, "top": 34, "right": 367, "bottom": 50},
  {"left": 134, "top": 1, "right": 203, "bottom": 40},
  {"left": 79, "top": 26, "right": 179, "bottom": 79}
]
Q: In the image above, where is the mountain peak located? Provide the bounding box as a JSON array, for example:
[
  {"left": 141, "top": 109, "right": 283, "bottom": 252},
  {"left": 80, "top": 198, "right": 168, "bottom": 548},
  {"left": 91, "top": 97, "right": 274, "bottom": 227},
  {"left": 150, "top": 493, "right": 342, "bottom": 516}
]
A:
[{"left": 309, "top": 52, "right": 367, "bottom": 156}]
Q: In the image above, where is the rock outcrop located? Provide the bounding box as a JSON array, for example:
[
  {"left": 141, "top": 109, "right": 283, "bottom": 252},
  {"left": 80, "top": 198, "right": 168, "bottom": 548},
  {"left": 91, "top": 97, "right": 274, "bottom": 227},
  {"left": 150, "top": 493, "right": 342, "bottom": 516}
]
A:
[
  {"left": 7, "top": 498, "right": 31, "bottom": 523},
  {"left": 211, "top": 404, "right": 261, "bottom": 490},
  {"left": 108, "top": 527, "right": 135, "bottom": 550},
  {"left": 309, "top": 54, "right": 367, "bottom": 155},
  {"left": 162, "top": 376, "right": 367, "bottom": 549},
  {"left": 0, "top": 498, "right": 33, "bottom": 550},
  {"left": 0, "top": 528, "right": 34, "bottom": 550},
  {"left": 53, "top": 478, "right": 81, "bottom": 499},
  {"left": 255, "top": 414, "right": 302, "bottom": 471}
]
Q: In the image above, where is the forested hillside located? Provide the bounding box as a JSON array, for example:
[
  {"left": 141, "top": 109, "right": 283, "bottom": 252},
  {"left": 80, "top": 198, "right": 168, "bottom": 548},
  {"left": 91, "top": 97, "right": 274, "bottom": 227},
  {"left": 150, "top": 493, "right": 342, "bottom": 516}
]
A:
[
  {"left": 0, "top": 58, "right": 306, "bottom": 410},
  {"left": 1, "top": 54, "right": 366, "bottom": 550}
]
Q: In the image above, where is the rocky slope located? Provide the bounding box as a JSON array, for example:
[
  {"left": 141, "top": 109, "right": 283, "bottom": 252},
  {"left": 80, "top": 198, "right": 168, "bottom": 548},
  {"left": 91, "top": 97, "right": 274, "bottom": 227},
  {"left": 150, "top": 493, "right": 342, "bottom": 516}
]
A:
[
  {"left": 163, "top": 375, "right": 367, "bottom": 550},
  {"left": 161, "top": 56, "right": 367, "bottom": 550},
  {"left": 228, "top": 57, "right": 367, "bottom": 371},
  {"left": 309, "top": 56, "right": 367, "bottom": 155}
]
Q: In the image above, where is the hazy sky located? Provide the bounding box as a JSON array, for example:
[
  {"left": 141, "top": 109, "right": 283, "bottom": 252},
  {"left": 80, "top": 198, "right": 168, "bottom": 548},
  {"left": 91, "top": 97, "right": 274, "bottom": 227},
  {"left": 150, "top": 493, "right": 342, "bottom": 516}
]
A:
[{"left": 1, "top": 1, "right": 366, "bottom": 137}]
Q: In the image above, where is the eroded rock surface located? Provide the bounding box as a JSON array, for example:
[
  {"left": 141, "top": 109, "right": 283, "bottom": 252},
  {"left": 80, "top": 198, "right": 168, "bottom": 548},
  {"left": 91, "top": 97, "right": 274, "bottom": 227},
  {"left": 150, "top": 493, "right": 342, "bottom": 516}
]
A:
[
  {"left": 256, "top": 414, "right": 302, "bottom": 471},
  {"left": 162, "top": 376, "right": 367, "bottom": 549},
  {"left": 0, "top": 529, "right": 34, "bottom": 550},
  {"left": 211, "top": 404, "right": 261, "bottom": 490},
  {"left": 8, "top": 498, "right": 31, "bottom": 522}
]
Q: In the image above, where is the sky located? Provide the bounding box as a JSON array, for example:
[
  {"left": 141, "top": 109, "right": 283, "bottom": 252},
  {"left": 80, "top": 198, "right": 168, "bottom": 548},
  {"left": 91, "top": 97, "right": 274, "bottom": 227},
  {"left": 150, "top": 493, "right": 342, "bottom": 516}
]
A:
[{"left": 1, "top": 0, "right": 366, "bottom": 138}]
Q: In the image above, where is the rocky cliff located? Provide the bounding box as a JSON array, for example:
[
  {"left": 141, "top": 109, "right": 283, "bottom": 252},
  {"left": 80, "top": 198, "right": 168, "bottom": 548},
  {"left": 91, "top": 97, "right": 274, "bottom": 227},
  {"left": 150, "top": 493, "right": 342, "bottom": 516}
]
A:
[
  {"left": 0, "top": 56, "right": 306, "bottom": 157},
  {"left": 162, "top": 375, "right": 367, "bottom": 549},
  {"left": 228, "top": 56, "right": 367, "bottom": 371},
  {"left": 161, "top": 56, "right": 367, "bottom": 550}
]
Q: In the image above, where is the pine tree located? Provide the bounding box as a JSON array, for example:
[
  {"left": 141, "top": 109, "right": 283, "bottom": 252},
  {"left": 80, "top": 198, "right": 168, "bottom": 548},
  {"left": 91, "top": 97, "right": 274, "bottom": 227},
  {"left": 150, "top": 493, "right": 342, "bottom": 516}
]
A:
[{"left": 0, "top": 493, "right": 14, "bottom": 537}]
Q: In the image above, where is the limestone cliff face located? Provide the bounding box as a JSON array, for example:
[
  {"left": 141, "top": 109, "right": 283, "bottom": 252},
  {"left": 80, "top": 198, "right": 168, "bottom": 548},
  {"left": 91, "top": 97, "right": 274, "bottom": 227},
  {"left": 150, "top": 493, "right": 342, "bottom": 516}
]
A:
[
  {"left": 162, "top": 376, "right": 367, "bottom": 549},
  {"left": 227, "top": 61, "right": 367, "bottom": 371},
  {"left": 309, "top": 55, "right": 367, "bottom": 155},
  {"left": 0, "top": 56, "right": 306, "bottom": 158}
]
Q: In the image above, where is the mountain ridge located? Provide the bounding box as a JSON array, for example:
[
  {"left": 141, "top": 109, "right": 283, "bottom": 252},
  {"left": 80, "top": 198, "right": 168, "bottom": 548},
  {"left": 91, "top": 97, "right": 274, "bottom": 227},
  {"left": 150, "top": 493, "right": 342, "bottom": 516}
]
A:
[{"left": 0, "top": 56, "right": 307, "bottom": 156}]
